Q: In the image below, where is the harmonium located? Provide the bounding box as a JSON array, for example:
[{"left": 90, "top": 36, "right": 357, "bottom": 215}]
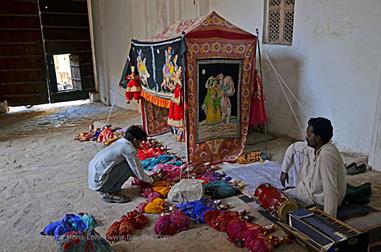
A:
[{"left": 287, "top": 207, "right": 369, "bottom": 252}]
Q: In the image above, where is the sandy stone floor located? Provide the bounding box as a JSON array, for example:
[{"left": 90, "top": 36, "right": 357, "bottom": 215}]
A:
[{"left": 0, "top": 101, "right": 380, "bottom": 252}]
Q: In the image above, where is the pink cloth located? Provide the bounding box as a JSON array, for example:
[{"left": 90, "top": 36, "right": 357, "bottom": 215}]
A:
[
  {"left": 147, "top": 192, "right": 161, "bottom": 202},
  {"left": 204, "top": 210, "right": 275, "bottom": 252},
  {"left": 154, "top": 211, "right": 190, "bottom": 236},
  {"left": 137, "top": 202, "right": 147, "bottom": 212},
  {"left": 153, "top": 164, "right": 184, "bottom": 183}
]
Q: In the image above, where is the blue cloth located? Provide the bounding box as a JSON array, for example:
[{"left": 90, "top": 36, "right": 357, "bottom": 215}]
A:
[
  {"left": 176, "top": 199, "right": 218, "bottom": 223},
  {"left": 41, "top": 213, "right": 97, "bottom": 240},
  {"left": 204, "top": 180, "right": 239, "bottom": 199},
  {"left": 80, "top": 214, "right": 98, "bottom": 231},
  {"left": 141, "top": 154, "right": 179, "bottom": 171}
]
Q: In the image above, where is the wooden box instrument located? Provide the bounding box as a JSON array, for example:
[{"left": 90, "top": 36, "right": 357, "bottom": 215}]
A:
[{"left": 288, "top": 207, "right": 369, "bottom": 252}]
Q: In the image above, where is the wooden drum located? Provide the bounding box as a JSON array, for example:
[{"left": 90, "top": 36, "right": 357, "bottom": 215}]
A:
[{"left": 254, "top": 183, "right": 298, "bottom": 221}]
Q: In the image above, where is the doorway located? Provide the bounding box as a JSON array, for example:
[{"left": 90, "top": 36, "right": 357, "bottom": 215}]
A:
[
  {"left": 0, "top": 0, "right": 95, "bottom": 107},
  {"left": 53, "top": 53, "right": 82, "bottom": 92}
]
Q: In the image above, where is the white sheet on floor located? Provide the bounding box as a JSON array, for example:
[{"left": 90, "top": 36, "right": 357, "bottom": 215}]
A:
[{"left": 221, "top": 160, "right": 296, "bottom": 198}]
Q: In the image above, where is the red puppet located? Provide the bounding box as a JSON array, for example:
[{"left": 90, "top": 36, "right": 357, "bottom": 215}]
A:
[
  {"left": 125, "top": 66, "right": 142, "bottom": 103},
  {"left": 167, "top": 66, "right": 184, "bottom": 128}
]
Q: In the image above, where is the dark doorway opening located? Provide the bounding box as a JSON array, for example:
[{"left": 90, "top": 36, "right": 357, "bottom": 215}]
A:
[{"left": 0, "top": 0, "right": 96, "bottom": 107}]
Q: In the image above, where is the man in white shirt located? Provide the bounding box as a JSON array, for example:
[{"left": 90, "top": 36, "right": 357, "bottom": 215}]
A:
[
  {"left": 280, "top": 141, "right": 314, "bottom": 187},
  {"left": 280, "top": 117, "right": 347, "bottom": 217},
  {"left": 88, "top": 125, "right": 154, "bottom": 203}
]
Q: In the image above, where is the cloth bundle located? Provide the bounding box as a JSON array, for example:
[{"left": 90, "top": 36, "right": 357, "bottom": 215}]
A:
[
  {"left": 56, "top": 230, "right": 113, "bottom": 252},
  {"left": 196, "top": 171, "right": 224, "bottom": 184},
  {"left": 106, "top": 210, "right": 149, "bottom": 241},
  {"left": 137, "top": 147, "right": 165, "bottom": 160},
  {"left": 133, "top": 179, "right": 169, "bottom": 199},
  {"left": 152, "top": 164, "right": 184, "bottom": 183},
  {"left": 175, "top": 199, "right": 219, "bottom": 223},
  {"left": 204, "top": 210, "right": 240, "bottom": 232},
  {"left": 74, "top": 125, "right": 124, "bottom": 145},
  {"left": 167, "top": 179, "right": 204, "bottom": 203},
  {"left": 144, "top": 190, "right": 162, "bottom": 202},
  {"left": 204, "top": 210, "right": 288, "bottom": 252},
  {"left": 137, "top": 139, "right": 165, "bottom": 160},
  {"left": 132, "top": 179, "right": 169, "bottom": 214},
  {"left": 41, "top": 213, "right": 97, "bottom": 240},
  {"left": 204, "top": 180, "right": 239, "bottom": 199},
  {"left": 97, "top": 127, "right": 114, "bottom": 143},
  {"left": 141, "top": 154, "right": 181, "bottom": 171},
  {"left": 152, "top": 181, "right": 171, "bottom": 197},
  {"left": 142, "top": 198, "right": 168, "bottom": 214},
  {"left": 154, "top": 211, "right": 191, "bottom": 236}
]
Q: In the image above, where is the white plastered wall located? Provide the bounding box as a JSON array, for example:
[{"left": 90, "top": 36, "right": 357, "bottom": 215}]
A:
[{"left": 210, "top": 0, "right": 381, "bottom": 170}]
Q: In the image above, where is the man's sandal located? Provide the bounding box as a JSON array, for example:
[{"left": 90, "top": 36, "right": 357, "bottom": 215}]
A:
[{"left": 102, "top": 193, "right": 131, "bottom": 203}]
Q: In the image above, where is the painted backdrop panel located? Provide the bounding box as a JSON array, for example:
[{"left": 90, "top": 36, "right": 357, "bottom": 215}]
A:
[{"left": 196, "top": 59, "right": 242, "bottom": 143}]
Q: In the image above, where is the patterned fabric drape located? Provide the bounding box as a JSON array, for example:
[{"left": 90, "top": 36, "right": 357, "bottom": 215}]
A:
[{"left": 185, "top": 14, "right": 257, "bottom": 164}]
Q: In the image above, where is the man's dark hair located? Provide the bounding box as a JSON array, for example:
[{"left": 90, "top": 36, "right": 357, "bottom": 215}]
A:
[
  {"left": 308, "top": 117, "right": 333, "bottom": 143},
  {"left": 124, "top": 125, "right": 147, "bottom": 142}
]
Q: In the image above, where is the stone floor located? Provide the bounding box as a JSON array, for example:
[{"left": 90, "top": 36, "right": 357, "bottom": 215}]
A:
[{"left": 0, "top": 101, "right": 380, "bottom": 251}]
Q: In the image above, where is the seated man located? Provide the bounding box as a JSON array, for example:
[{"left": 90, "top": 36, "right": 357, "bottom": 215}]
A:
[
  {"left": 88, "top": 125, "right": 154, "bottom": 203},
  {"left": 280, "top": 117, "right": 347, "bottom": 217}
]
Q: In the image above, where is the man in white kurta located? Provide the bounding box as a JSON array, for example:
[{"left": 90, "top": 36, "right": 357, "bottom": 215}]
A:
[{"left": 280, "top": 118, "right": 347, "bottom": 217}]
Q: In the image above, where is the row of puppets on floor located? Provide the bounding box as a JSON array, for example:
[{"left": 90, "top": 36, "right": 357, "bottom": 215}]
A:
[{"left": 43, "top": 138, "right": 287, "bottom": 252}]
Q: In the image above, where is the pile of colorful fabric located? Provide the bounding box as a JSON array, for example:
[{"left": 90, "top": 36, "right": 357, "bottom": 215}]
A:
[
  {"left": 204, "top": 210, "right": 289, "bottom": 252},
  {"left": 41, "top": 213, "right": 98, "bottom": 240},
  {"left": 41, "top": 213, "right": 113, "bottom": 252},
  {"left": 152, "top": 163, "right": 186, "bottom": 183},
  {"left": 137, "top": 139, "right": 166, "bottom": 160},
  {"left": 106, "top": 210, "right": 149, "bottom": 242},
  {"left": 74, "top": 124, "right": 126, "bottom": 146},
  {"left": 175, "top": 199, "right": 220, "bottom": 223},
  {"left": 99, "top": 137, "right": 288, "bottom": 250},
  {"left": 141, "top": 154, "right": 182, "bottom": 171}
]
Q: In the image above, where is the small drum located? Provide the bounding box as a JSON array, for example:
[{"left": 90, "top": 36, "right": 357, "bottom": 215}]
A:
[{"left": 254, "top": 183, "right": 297, "bottom": 221}]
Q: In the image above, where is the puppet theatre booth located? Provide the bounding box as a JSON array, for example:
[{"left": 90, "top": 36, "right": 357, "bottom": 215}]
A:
[{"left": 120, "top": 11, "right": 266, "bottom": 165}]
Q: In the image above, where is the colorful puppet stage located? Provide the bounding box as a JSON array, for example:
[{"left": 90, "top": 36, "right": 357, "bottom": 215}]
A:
[{"left": 120, "top": 11, "right": 265, "bottom": 165}]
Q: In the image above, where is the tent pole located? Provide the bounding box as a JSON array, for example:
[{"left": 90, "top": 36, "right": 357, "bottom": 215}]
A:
[{"left": 256, "top": 29, "right": 269, "bottom": 159}]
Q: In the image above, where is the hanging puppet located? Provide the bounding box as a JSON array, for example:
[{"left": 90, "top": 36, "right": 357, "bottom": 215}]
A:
[
  {"left": 125, "top": 66, "right": 142, "bottom": 103},
  {"left": 167, "top": 66, "right": 184, "bottom": 129}
]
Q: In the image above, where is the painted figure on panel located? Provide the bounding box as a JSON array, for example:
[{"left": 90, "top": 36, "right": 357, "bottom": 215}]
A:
[
  {"left": 161, "top": 46, "right": 179, "bottom": 92},
  {"left": 137, "top": 50, "right": 150, "bottom": 87},
  {"left": 202, "top": 76, "right": 222, "bottom": 123},
  {"left": 220, "top": 75, "right": 235, "bottom": 125}
]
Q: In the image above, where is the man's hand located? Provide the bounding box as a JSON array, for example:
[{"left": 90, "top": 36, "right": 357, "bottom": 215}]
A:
[{"left": 280, "top": 171, "right": 289, "bottom": 187}]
